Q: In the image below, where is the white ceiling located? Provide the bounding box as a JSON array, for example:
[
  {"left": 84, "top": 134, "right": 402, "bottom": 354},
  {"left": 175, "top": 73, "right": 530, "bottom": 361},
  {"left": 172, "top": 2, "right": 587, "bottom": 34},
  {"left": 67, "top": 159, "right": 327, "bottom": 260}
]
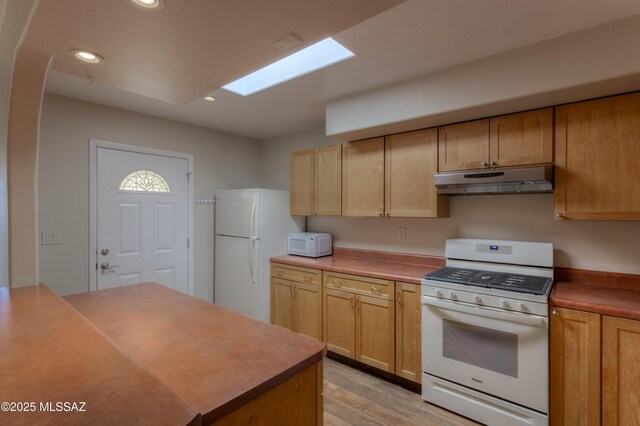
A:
[{"left": 44, "top": 0, "right": 640, "bottom": 140}]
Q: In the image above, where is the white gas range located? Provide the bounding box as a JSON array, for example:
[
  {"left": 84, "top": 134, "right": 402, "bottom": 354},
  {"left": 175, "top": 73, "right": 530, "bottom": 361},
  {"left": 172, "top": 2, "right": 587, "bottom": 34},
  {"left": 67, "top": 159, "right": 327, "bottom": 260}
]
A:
[{"left": 421, "top": 238, "right": 553, "bottom": 426}]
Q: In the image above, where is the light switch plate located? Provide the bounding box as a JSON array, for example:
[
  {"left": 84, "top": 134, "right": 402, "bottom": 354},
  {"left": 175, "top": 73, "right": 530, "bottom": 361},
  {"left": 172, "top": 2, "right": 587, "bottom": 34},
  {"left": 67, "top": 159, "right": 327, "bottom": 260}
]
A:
[
  {"left": 41, "top": 230, "right": 62, "bottom": 245},
  {"left": 397, "top": 227, "right": 406, "bottom": 241}
]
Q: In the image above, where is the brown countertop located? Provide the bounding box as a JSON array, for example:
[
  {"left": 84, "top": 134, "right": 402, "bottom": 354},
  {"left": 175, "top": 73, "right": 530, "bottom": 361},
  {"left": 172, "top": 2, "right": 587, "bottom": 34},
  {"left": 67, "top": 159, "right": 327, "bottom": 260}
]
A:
[
  {"left": 551, "top": 268, "right": 640, "bottom": 320},
  {"left": 0, "top": 285, "right": 199, "bottom": 426},
  {"left": 64, "top": 283, "right": 326, "bottom": 424},
  {"left": 271, "top": 247, "right": 444, "bottom": 284},
  {"left": 273, "top": 248, "right": 640, "bottom": 321}
]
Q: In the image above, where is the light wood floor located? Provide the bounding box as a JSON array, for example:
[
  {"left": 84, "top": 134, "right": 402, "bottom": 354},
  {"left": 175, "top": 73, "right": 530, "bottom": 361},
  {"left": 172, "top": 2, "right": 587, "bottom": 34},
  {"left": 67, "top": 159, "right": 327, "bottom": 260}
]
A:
[{"left": 323, "top": 358, "right": 480, "bottom": 426}]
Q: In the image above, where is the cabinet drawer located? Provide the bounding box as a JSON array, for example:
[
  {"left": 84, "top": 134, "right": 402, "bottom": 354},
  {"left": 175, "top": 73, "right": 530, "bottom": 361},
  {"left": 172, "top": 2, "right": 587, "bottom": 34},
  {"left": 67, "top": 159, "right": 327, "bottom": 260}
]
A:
[
  {"left": 271, "top": 263, "right": 321, "bottom": 286},
  {"left": 324, "top": 271, "right": 394, "bottom": 300}
]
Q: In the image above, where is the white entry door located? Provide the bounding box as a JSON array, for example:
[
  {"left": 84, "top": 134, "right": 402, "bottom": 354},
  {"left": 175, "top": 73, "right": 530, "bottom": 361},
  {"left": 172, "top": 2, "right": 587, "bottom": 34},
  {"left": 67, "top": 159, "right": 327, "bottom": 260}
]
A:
[{"left": 96, "top": 148, "right": 189, "bottom": 293}]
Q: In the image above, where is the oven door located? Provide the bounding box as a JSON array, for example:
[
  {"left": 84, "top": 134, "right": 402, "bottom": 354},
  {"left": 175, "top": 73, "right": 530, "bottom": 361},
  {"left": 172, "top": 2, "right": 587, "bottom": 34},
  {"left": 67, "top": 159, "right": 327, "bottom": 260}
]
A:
[{"left": 422, "top": 295, "right": 548, "bottom": 413}]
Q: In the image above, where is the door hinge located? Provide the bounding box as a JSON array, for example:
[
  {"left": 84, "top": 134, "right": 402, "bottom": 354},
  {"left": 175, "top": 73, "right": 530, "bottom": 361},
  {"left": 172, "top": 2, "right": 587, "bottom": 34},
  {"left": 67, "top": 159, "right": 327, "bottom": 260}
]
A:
[
  {"left": 186, "top": 172, "right": 192, "bottom": 183},
  {"left": 95, "top": 262, "right": 98, "bottom": 270},
  {"left": 187, "top": 238, "right": 190, "bottom": 249}
]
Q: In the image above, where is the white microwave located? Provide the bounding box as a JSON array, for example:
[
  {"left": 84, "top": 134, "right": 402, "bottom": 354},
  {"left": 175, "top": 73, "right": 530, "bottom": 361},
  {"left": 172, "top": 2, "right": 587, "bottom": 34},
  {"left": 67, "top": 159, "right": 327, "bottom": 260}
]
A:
[{"left": 288, "top": 233, "right": 332, "bottom": 258}]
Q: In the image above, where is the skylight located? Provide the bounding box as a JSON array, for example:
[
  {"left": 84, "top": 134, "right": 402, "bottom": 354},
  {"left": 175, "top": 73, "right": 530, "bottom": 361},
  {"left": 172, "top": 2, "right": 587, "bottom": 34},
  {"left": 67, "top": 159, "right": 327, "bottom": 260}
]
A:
[{"left": 222, "top": 38, "right": 355, "bottom": 96}]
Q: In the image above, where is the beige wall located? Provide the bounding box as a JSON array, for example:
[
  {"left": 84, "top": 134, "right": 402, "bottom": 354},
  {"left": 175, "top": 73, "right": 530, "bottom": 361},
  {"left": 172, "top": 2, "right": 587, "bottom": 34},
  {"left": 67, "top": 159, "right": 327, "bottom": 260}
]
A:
[
  {"left": 260, "top": 128, "right": 640, "bottom": 275},
  {"left": 39, "top": 93, "right": 260, "bottom": 298},
  {"left": 327, "top": 14, "right": 640, "bottom": 141},
  {"left": 0, "top": 0, "right": 39, "bottom": 286}
]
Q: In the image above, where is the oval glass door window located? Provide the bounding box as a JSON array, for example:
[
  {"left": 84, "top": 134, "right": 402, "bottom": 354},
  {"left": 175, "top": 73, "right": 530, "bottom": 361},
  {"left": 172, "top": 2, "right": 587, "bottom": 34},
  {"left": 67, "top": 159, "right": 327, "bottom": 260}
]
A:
[{"left": 119, "top": 170, "right": 171, "bottom": 193}]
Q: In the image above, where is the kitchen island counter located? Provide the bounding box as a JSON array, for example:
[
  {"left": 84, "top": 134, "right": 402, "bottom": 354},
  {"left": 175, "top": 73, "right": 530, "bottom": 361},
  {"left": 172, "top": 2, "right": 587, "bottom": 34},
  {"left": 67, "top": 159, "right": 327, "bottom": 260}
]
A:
[
  {"left": 65, "top": 283, "right": 325, "bottom": 425},
  {"left": 0, "top": 284, "right": 200, "bottom": 426}
]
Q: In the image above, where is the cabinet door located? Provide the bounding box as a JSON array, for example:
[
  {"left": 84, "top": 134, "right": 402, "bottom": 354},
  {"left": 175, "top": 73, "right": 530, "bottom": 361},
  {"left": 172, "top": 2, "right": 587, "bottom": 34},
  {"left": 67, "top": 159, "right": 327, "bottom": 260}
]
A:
[
  {"left": 342, "top": 138, "right": 385, "bottom": 216},
  {"left": 555, "top": 93, "right": 640, "bottom": 220},
  {"left": 395, "top": 282, "right": 421, "bottom": 383},
  {"left": 290, "top": 149, "right": 314, "bottom": 215},
  {"left": 356, "top": 294, "right": 395, "bottom": 373},
  {"left": 489, "top": 108, "right": 553, "bottom": 168},
  {"left": 294, "top": 282, "right": 322, "bottom": 341},
  {"left": 603, "top": 315, "right": 640, "bottom": 426},
  {"left": 314, "top": 144, "right": 342, "bottom": 216},
  {"left": 323, "top": 288, "right": 356, "bottom": 358},
  {"left": 385, "top": 129, "right": 448, "bottom": 218},
  {"left": 550, "top": 307, "right": 601, "bottom": 426},
  {"left": 271, "top": 278, "right": 294, "bottom": 331},
  {"left": 438, "top": 119, "right": 490, "bottom": 172}
]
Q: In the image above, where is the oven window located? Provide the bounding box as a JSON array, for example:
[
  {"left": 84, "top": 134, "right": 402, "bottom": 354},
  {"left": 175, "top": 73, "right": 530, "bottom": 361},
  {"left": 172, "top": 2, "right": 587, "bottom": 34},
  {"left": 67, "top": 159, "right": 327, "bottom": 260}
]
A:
[
  {"left": 442, "top": 319, "right": 518, "bottom": 378},
  {"left": 290, "top": 239, "right": 306, "bottom": 250}
]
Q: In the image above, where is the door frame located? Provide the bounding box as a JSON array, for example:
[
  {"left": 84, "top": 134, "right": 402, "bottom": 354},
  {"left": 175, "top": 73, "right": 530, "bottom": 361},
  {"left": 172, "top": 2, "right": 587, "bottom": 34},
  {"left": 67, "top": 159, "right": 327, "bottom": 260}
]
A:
[{"left": 89, "top": 139, "right": 194, "bottom": 295}]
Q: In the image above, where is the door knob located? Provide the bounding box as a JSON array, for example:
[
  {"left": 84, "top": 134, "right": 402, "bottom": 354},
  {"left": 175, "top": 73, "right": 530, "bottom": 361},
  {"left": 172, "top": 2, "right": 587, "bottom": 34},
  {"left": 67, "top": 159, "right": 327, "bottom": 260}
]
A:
[
  {"left": 100, "top": 248, "right": 109, "bottom": 256},
  {"left": 100, "top": 262, "right": 119, "bottom": 272}
]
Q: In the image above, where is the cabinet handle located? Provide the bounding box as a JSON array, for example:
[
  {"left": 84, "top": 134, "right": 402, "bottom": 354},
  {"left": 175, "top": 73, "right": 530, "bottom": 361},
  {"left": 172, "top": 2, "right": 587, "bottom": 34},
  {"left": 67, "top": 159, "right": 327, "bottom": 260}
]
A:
[
  {"left": 482, "top": 162, "right": 489, "bottom": 167},
  {"left": 332, "top": 280, "right": 342, "bottom": 288},
  {"left": 385, "top": 212, "right": 390, "bottom": 217},
  {"left": 556, "top": 213, "right": 564, "bottom": 218},
  {"left": 490, "top": 161, "right": 497, "bottom": 167},
  {"left": 397, "top": 291, "right": 401, "bottom": 304},
  {"left": 552, "top": 309, "right": 559, "bottom": 316},
  {"left": 378, "top": 210, "right": 384, "bottom": 217},
  {"left": 304, "top": 275, "right": 312, "bottom": 282},
  {"left": 370, "top": 286, "right": 381, "bottom": 294}
]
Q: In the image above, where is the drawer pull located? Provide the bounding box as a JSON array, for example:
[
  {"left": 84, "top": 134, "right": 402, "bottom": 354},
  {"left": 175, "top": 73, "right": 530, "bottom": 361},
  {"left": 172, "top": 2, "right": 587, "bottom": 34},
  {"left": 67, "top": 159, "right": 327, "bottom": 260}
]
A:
[
  {"left": 276, "top": 270, "right": 284, "bottom": 277},
  {"left": 304, "top": 275, "right": 312, "bottom": 282},
  {"left": 370, "top": 286, "right": 381, "bottom": 294},
  {"left": 332, "top": 280, "right": 343, "bottom": 288}
]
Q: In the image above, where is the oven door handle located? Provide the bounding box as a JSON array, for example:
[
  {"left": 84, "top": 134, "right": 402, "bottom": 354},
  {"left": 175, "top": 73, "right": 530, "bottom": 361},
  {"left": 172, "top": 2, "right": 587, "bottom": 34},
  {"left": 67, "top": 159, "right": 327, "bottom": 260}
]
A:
[{"left": 422, "top": 295, "right": 548, "bottom": 327}]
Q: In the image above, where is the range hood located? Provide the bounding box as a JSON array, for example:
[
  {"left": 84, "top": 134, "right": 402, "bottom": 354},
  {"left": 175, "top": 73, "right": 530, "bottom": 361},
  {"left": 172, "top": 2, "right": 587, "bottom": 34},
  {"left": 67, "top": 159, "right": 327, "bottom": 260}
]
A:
[{"left": 434, "top": 164, "right": 553, "bottom": 195}]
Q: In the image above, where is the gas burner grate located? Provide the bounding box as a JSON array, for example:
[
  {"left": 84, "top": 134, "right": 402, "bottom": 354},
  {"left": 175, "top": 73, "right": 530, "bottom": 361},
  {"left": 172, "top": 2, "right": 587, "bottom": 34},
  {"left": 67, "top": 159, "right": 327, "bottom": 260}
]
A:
[
  {"left": 426, "top": 267, "right": 483, "bottom": 284},
  {"left": 425, "top": 267, "right": 553, "bottom": 295}
]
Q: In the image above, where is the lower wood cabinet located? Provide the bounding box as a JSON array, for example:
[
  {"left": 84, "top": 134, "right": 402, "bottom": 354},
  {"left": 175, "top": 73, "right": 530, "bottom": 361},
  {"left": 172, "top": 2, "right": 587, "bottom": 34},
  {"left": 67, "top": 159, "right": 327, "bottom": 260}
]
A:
[
  {"left": 395, "top": 282, "right": 422, "bottom": 383},
  {"left": 550, "top": 306, "right": 640, "bottom": 425},
  {"left": 272, "top": 263, "right": 423, "bottom": 383},
  {"left": 323, "top": 272, "right": 395, "bottom": 373},
  {"left": 602, "top": 315, "right": 640, "bottom": 426},
  {"left": 270, "top": 264, "right": 322, "bottom": 341}
]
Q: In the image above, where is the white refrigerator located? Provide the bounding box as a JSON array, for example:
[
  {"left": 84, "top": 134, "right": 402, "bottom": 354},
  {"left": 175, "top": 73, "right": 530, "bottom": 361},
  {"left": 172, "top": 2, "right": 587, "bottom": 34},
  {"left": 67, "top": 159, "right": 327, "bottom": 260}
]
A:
[{"left": 214, "top": 189, "right": 304, "bottom": 322}]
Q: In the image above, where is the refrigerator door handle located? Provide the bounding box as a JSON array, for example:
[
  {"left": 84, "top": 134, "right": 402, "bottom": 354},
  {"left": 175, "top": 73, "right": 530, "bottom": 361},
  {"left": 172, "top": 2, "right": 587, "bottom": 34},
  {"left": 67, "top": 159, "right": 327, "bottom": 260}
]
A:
[{"left": 248, "top": 196, "right": 257, "bottom": 283}]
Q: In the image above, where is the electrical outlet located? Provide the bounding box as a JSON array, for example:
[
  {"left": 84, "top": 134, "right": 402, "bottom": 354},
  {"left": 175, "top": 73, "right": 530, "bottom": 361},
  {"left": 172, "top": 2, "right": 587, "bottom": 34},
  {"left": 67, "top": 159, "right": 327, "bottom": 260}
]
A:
[{"left": 397, "top": 227, "right": 406, "bottom": 241}]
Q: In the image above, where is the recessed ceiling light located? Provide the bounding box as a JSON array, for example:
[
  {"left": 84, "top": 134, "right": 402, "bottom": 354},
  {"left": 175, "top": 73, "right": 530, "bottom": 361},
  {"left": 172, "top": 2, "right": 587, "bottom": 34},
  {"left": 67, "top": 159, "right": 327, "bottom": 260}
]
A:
[
  {"left": 70, "top": 50, "right": 104, "bottom": 64},
  {"left": 128, "top": 0, "right": 164, "bottom": 10},
  {"left": 203, "top": 96, "right": 217, "bottom": 102}
]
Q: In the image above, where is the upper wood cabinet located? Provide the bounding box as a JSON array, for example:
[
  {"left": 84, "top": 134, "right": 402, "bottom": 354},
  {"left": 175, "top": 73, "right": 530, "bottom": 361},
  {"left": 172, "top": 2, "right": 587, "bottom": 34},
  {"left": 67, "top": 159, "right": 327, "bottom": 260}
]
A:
[
  {"left": 555, "top": 93, "right": 640, "bottom": 221},
  {"left": 603, "top": 315, "right": 640, "bottom": 426},
  {"left": 438, "top": 119, "right": 490, "bottom": 172},
  {"left": 385, "top": 129, "right": 448, "bottom": 218},
  {"left": 314, "top": 144, "right": 342, "bottom": 216},
  {"left": 438, "top": 108, "right": 553, "bottom": 172},
  {"left": 342, "top": 133, "right": 448, "bottom": 218},
  {"left": 290, "top": 149, "right": 314, "bottom": 215},
  {"left": 290, "top": 145, "right": 342, "bottom": 216},
  {"left": 342, "top": 137, "right": 385, "bottom": 217},
  {"left": 550, "top": 306, "right": 601, "bottom": 426},
  {"left": 489, "top": 108, "right": 553, "bottom": 168}
]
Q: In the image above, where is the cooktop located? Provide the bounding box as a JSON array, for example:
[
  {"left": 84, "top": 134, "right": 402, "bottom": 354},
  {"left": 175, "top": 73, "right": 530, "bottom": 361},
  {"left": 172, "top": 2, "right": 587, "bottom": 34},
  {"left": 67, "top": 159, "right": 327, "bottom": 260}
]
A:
[{"left": 425, "top": 266, "right": 552, "bottom": 295}]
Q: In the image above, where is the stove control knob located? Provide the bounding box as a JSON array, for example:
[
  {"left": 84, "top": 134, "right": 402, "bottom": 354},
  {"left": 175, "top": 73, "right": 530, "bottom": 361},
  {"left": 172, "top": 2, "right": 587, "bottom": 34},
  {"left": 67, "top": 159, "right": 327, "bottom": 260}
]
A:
[
  {"left": 473, "top": 295, "right": 482, "bottom": 304},
  {"left": 500, "top": 300, "right": 510, "bottom": 309},
  {"left": 435, "top": 289, "right": 443, "bottom": 298},
  {"left": 518, "top": 303, "right": 529, "bottom": 312},
  {"left": 449, "top": 292, "right": 458, "bottom": 301}
]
